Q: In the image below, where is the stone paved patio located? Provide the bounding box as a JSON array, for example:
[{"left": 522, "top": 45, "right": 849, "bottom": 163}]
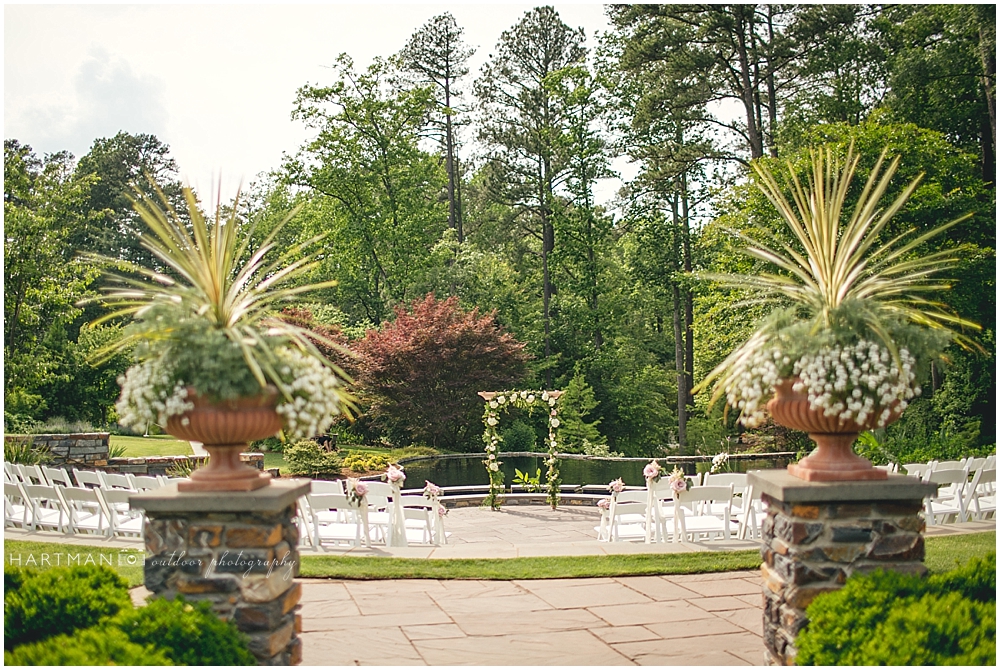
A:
[{"left": 298, "top": 571, "right": 767, "bottom": 666}]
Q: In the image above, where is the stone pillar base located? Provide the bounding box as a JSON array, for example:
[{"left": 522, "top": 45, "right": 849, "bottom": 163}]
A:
[
  {"left": 131, "top": 479, "right": 310, "bottom": 665},
  {"left": 748, "top": 470, "right": 937, "bottom": 666}
]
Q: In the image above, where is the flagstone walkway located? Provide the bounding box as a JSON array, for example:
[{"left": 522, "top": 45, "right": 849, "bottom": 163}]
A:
[{"left": 298, "top": 571, "right": 767, "bottom": 666}]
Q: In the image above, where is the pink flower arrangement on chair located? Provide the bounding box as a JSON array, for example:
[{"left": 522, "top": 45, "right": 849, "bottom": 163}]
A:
[
  {"left": 607, "top": 478, "right": 625, "bottom": 494},
  {"left": 385, "top": 464, "right": 406, "bottom": 484},
  {"left": 643, "top": 460, "right": 663, "bottom": 482}
]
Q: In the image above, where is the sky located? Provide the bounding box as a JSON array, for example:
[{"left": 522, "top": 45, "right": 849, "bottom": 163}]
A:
[{"left": 5, "top": 2, "right": 616, "bottom": 207}]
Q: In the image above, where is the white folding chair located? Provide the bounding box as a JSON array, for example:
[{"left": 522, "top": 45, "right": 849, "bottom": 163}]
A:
[
  {"left": 306, "top": 493, "right": 371, "bottom": 548},
  {"left": 73, "top": 468, "right": 105, "bottom": 489},
  {"left": 601, "top": 491, "right": 653, "bottom": 542},
  {"left": 3, "top": 462, "right": 17, "bottom": 482},
  {"left": 95, "top": 488, "right": 144, "bottom": 538},
  {"left": 57, "top": 486, "right": 109, "bottom": 536},
  {"left": 924, "top": 469, "right": 969, "bottom": 524},
  {"left": 4, "top": 482, "right": 31, "bottom": 528},
  {"left": 126, "top": 474, "right": 162, "bottom": 491},
  {"left": 310, "top": 480, "right": 345, "bottom": 494},
  {"left": 17, "top": 464, "right": 48, "bottom": 486},
  {"left": 363, "top": 482, "right": 393, "bottom": 543},
  {"left": 399, "top": 495, "right": 445, "bottom": 545},
  {"left": 42, "top": 466, "right": 74, "bottom": 488},
  {"left": 99, "top": 471, "right": 135, "bottom": 490},
  {"left": 20, "top": 483, "right": 69, "bottom": 532},
  {"left": 674, "top": 484, "right": 734, "bottom": 543},
  {"left": 903, "top": 463, "right": 932, "bottom": 478},
  {"left": 963, "top": 467, "right": 996, "bottom": 521}
]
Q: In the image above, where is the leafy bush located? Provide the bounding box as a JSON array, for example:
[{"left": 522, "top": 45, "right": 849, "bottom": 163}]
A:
[
  {"left": 284, "top": 439, "right": 342, "bottom": 476},
  {"left": 501, "top": 420, "right": 538, "bottom": 452},
  {"left": 3, "top": 438, "right": 50, "bottom": 465},
  {"left": 114, "top": 597, "right": 256, "bottom": 666},
  {"left": 4, "top": 626, "right": 171, "bottom": 666},
  {"left": 796, "top": 552, "right": 996, "bottom": 665},
  {"left": 249, "top": 435, "right": 285, "bottom": 453},
  {"left": 391, "top": 445, "right": 440, "bottom": 460},
  {"left": 581, "top": 440, "right": 623, "bottom": 458},
  {"left": 353, "top": 294, "right": 529, "bottom": 452},
  {"left": 4, "top": 565, "right": 132, "bottom": 649},
  {"left": 342, "top": 450, "right": 392, "bottom": 473}
]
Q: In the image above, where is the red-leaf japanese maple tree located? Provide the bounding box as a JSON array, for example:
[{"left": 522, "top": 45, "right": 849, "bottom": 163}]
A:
[{"left": 353, "top": 293, "right": 529, "bottom": 451}]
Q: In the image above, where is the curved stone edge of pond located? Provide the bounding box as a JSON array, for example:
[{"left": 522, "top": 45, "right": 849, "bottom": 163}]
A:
[{"left": 396, "top": 451, "right": 798, "bottom": 465}]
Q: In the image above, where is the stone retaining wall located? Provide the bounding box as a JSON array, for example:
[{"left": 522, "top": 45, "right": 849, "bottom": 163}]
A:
[
  {"left": 106, "top": 454, "right": 264, "bottom": 477},
  {"left": 4, "top": 433, "right": 109, "bottom": 467}
]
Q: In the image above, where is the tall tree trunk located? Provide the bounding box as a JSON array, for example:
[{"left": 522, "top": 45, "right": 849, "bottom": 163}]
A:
[
  {"left": 977, "top": 22, "right": 997, "bottom": 160},
  {"left": 543, "top": 216, "right": 553, "bottom": 389},
  {"left": 681, "top": 175, "right": 694, "bottom": 408},
  {"left": 673, "top": 282, "right": 687, "bottom": 449},
  {"left": 671, "top": 196, "right": 687, "bottom": 448},
  {"left": 766, "top": 6, "right": 779, "bottom": 158},
  {"left": 735, "top": 10, "right": 764, "bottom": 159}
]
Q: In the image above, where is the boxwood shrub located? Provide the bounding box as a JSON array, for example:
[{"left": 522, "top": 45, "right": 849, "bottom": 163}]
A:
[
  {"left": 4, "top": 565, "right": 132, "bottom": 649},
  {"left": 796, "top": 552, "right": 996, "bottom": 665},
  {"left": 114, "top": 598, "right": 256, "bottom": 666},
  {"left": 4, "top": 565, "right": 254, "bottom": 665},
  {"left": 4, "top": 626, "right": 171, "bottom": 666}
]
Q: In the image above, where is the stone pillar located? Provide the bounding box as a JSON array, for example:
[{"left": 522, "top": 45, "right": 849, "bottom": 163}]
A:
[
  {"left": 131, "top": 479, "right": 310, "bottom": 665},
  {"left": 748, "top": 471, "right": 937, "bottom": 666}
]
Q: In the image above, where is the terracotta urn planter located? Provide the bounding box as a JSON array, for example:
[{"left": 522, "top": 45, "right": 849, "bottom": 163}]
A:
[
  {"left": 767, "top": 379, "right": 901, "bottom": 482},
  {"left": 166, "top": 387, "right": 281, "bottom": 492}
]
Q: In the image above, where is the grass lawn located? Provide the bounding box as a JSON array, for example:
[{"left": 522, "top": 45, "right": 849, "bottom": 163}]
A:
[
  {"left": 4, "top": 540, "right": 145, "bottom": 587},
  {"left": 10, "top": 531, "right": 988, "bottom": 587},
  {"left": 110, "top": 434, "right": 193, "bottom": 458}
]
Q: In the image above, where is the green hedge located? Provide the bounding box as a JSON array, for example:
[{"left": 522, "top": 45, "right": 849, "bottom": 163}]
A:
[
  {"left": 4, "top": 565, "right": 254, "bottom": 666},
  {"left": 4, "top": 565, "right": 132, "bottom": 649},
  {"left": 113, "top": 598, "right": 256, "bottom": 666},
  {"left": 796, "top": 552, "right": 996, "bottom": 665}
]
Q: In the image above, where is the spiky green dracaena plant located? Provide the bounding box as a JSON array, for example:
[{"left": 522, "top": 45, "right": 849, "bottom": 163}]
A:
[
  {"left": 80, "top": 184, "right": 355, "bottom": 415},
  {"left": 695, "top": 143, "right": 980, "bottom": 409}
]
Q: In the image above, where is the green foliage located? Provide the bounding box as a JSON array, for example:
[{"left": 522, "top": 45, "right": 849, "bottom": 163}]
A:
[
  {"left": 342, "top": 450, "right": 392, "bottom": 473},
  {"left": 390, "top": 445, "right": 440, "bottom": 460},
  {"left": 4, "top": 625, "right": 171, "bottom": 666},
  {"left": 4, "top": 565, "right": 132, "bottom": 649},
  {"left": 249, "top": 435, "right": 285, "bottom": 453},
  {"left": 284, "top": 440, "right": 342, "bottom": 476},
  {"left": 557, "top": 369, "right": 603, "bottom": 452},
  {"left": 501, "top": 420, "right": 538, "bottom": 452},
  {"left": 3, "top": 438, "right": 50, "bottom": 465},
  {"left": 113, "top": 597, "right": 256, "bottom": 666},
  {"left": 580, "top": 440, "right": 623, "bottom": 458},
  {"left": 512, "top": 467, "right": 542, "bottom": 492},
  {"left": 796, "top": 553, "right": 996, "bottom": 665}
]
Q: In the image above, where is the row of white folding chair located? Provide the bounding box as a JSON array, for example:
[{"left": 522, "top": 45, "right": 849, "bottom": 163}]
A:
[
  {"left": 4, "top": 462, "right": 167, "bottom": 492},
  {"left": 923, "top": 465, "right": 997, "bottom": 524},
  {"left": 599, "top": 480, "right": 750, "bottom": 544},
  {"left": 4, "top": 481, "right": 142, "bottom": 538}
]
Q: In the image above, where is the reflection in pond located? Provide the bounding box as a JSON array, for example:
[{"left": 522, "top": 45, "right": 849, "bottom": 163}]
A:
[{"left": 394, "top": 453, "right": 795, "bottom": 489}]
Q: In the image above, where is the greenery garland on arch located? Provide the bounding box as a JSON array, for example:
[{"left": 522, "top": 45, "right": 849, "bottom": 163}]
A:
[{"left": 479, "top": 390, "right": 563, "bottom": 510}]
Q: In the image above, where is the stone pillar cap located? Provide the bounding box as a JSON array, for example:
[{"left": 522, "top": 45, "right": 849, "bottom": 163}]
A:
[
  {"left": 131, "top": 478, "right": 310, "bottom": 513},
  {"left": 749, "top": 469, "right": 938, "bottom": 503}
]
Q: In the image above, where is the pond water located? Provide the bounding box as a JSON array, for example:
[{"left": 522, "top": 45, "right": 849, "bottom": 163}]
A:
[{"left": 396, "top": 453, "right": 794, "bottom": 489}]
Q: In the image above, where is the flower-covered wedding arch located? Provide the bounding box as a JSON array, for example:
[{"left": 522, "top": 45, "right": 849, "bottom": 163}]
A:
[{"left": 479, "top": 390, "right": 563, "bottom": 510}]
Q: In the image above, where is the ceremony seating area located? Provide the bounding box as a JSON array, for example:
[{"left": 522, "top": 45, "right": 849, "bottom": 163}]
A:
[
  {"left": 900, "top": 455, "right": 997, "bottom": 525},
  {"left": 297, "top": 480, "right": 449, "bottom": 550},
  {"left": 597, "top": 471, "right": 760, "bottom": 544},
  {"left": 3, "top": 462, "right": 162, "bottom": 538}
]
